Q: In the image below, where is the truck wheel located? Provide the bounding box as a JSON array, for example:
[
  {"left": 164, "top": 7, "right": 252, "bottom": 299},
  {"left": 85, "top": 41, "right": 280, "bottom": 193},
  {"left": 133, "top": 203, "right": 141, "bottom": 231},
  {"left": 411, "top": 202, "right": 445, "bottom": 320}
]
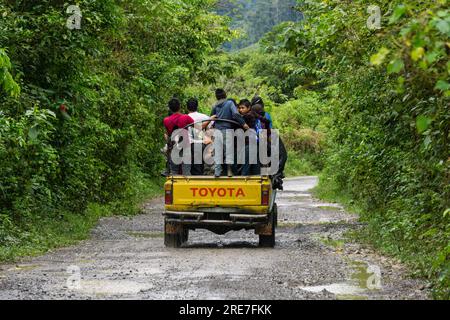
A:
[
  {"left": 273, "top": 203, "right": 278, "bottom": 228},
  {"left": 181, "top": 228, "right": 189, "bottom": 243},
  {"left": 164, "top": 221, "right": 183, "bottom": 248},
  {"left": 259, "top": 211, "right": 276, "bottom": 248},
  {"left": 164, "top": 231, "right": 182, "bottom": 248}
]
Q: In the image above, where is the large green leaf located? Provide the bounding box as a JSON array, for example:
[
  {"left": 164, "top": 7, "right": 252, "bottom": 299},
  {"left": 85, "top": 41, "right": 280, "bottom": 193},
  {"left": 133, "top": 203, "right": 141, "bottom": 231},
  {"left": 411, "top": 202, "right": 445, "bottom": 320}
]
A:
[
  {"left": 389, "top": 5, "right": 407, "bottom": 24},
  {"left": 435, "top": 19, "right": 450, "bottom": 35},
  {"left": 416, "top": 115, "right": 433, "bottom": 134},
  {"left": 435, "top": 80, "right": 450, "bottom": 91},
  {"left": 370, "top": 48, "right": 390, "bottom": 66},
  {"left": 387, "top": 59, "right": 404, "bottom": 74},
  {"left": 28, "top": 125, "right": 39, "bottom": 141}
]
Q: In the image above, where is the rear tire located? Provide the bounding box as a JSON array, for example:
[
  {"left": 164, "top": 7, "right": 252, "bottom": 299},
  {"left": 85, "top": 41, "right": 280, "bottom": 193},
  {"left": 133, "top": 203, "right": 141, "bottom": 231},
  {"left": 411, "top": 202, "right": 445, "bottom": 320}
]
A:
[
  {"left": 164, "top": 221, "right": 186, "bottom": 248},
  {"left": 273, "top": 203, "right": 278, "bottom": 228},
  {"left": 181, "top": 228, "right": 189, "bottom": 243},
  {"left": 164, "top": 231, "right": 182, "bottom": 248},
  {"left": 259, "top": 206, "right": 276, "bottom": 248},
  {"left": 259, "top": 232, "right": 275, "bottom": 248}
]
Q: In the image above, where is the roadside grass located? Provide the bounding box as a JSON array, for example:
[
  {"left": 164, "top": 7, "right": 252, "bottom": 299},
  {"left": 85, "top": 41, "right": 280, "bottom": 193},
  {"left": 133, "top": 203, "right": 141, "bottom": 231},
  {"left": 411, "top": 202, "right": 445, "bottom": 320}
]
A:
[
  {"left": 312, "top": 173, "right": 448, "bottom": 300},
  {"left": 285, "top": 151, "right": 322, "bottom": 177},
  {"left": 312, "top": 174, "right": 363, "bottom": 215},
  {"left": 0, "top": 177, "right": 163, "bottom": 263}
]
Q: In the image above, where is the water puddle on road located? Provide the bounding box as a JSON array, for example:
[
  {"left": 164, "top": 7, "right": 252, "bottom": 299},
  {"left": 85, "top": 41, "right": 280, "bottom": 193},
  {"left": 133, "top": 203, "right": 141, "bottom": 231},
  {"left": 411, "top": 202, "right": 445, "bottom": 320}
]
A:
[
  {"left": 300, "top": 260, "right": 377, "bottom": 300},
  {"left": 314, "top": 206, "right": 342, "bottom": 211},
  {"left": 279, "top": 193, "right": 312, "bottom": 199},
  {"left": 301, "top": 282, "right": 365, "bottom": 297},
  {"left": 8, "top": 265, "right": 40, "bottom": 272},
  {"left": 277, "top": 203, "right": 309, "bottom": 209},
  {"left": 310, "top": 203, "right": 341, "bottom": 208},
  {"left": 126, "top": 231, "right": 164, "bottom": 239},
  {"left": 278, "top": 222, "right": 304, "bottom": 228},
  {"left": 76, "top": 280, "right": 153, "bottom": 296}
]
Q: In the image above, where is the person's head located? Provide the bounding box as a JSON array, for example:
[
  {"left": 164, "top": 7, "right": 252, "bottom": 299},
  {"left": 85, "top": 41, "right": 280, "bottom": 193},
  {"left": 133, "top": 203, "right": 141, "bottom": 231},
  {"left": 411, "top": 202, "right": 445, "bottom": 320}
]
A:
[
  {"left": 187, "top": 98, "right": 198, "bottom": 113},
  {"left": 215, "top": 88, "right": 227, "bottom": 100},
  {"left": 168, "top": 98, "right": 181, "bottom": 113},
  {"left": 252, "top": 103, "right": 264, "bottom": 116},
  {"left": 251, "top": 96, "right": 265, "bottom": 109},
  {"left": 238, "top": 99, "right": 251, "bottom": 115}
]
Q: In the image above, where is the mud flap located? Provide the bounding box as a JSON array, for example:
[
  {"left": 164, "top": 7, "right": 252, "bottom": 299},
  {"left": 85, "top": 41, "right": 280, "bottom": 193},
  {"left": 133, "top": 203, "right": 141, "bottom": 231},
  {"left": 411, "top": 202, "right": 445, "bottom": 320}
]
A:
[
  {"left": 255, "top": 221, "right": 274, "bottom": 236},
  {"left": 165, "top": 221, "right": 183, "bottom": 235},
  {"left": 255, "top": 204, "right": 277, "bottom": 236}
]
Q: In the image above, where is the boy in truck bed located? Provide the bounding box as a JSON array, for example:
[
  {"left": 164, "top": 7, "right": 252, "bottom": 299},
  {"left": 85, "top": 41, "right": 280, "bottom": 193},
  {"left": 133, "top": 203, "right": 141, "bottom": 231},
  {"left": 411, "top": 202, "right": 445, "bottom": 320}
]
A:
[{"left": 237, "top": 99, "right": 261, "bottom": 176}]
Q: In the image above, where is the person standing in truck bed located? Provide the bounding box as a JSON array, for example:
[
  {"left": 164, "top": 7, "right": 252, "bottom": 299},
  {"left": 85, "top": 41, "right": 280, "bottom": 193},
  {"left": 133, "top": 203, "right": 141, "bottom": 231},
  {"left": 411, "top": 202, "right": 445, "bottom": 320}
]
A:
[
  {"left": 186, "top": 98, "right": 210, "bottom": 176},
  {"left": 251, "top": 96, "right": 273, "bottom": 129},
  {"left": 163, "top": 98, "right": 194, "bottom": 175},
  {"left": 237, "top": 99, "right": 261, "bottom": 176},
  {"left": 211, "top": 89, "right": 248, "bottom": 177}
]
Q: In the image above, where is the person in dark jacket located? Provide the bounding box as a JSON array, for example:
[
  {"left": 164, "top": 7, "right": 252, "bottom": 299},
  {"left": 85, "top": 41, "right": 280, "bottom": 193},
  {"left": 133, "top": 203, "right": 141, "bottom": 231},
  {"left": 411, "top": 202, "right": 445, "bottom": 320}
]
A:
[
  {"left": 252, "top": 103, "right": 272, "bottom": 137},
  {"left": 252, "top": 98, "right": 287, "bottom": 189},
  {"left": 237, "top": 99, "right": 261, "bottom": 176},
  {"left": 251, "top": 96, "right": 273, "bottom": 129},
  {"left": 211, "top": 89, "right": 248, "bottom": 177}
]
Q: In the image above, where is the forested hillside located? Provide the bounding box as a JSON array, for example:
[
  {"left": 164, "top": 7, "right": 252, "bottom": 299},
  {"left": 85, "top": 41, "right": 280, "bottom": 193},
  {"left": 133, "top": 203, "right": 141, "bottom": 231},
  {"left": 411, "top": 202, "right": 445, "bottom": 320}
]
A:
[{"left": 215, "top": 0, "right": 302, "bottom": 50}]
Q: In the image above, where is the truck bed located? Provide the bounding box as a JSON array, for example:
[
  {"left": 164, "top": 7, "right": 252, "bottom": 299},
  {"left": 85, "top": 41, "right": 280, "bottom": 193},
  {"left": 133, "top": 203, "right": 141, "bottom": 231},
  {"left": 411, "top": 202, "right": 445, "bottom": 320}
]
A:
[
  {"left": 164, "top": 176, "right": 274, "bottom": 214},
  {"left": 163, "top": 175, "right": 277, "bottom": 246}
]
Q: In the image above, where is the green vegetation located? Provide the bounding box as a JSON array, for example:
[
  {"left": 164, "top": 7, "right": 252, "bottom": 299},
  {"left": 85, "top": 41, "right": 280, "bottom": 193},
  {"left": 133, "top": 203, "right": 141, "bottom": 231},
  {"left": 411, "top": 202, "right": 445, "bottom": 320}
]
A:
[
  {"left": 0, "top": 0, "right": 231, "bottom": 261},
  {"left": 211, "top": 0, "right": 449, "bottom": 299},
  {"left": 0, "top": 172, "right": 162, "bottom": 261},
  {"left": 264, "top": 0, "right": 448, "bottom": 299},
  {"left": 215, "top": 0, "right": 302, "bottom": 50}
]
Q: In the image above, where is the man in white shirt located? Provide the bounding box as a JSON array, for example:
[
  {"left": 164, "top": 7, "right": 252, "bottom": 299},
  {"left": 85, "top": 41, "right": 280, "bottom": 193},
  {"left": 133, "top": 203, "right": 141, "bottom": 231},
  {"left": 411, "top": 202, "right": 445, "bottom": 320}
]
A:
[{"left": 187, "top": 98, "right": 210, "bottom": 175}]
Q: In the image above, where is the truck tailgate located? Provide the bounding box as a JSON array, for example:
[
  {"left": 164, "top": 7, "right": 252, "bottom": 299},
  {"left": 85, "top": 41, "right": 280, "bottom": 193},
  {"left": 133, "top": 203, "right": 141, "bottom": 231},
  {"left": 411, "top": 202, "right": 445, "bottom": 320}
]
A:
[{"left": 167, "top": 176, "right": 270, "bottom": 207}]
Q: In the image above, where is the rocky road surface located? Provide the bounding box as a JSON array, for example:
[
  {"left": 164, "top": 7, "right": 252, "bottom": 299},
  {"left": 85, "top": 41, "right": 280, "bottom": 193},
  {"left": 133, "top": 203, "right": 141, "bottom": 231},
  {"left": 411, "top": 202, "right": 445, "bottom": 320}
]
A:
[{"left": 0, "top": 177, "right": 430, "bottom": 300}]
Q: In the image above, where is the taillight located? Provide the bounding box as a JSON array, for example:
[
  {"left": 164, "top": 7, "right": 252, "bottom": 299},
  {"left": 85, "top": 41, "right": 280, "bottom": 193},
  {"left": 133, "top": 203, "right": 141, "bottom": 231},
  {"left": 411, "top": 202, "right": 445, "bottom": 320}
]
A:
[
  {"left": 165, "top": 184, "right": 173, "bottom": 205},
  {"left": 261, "top": 185, "right": 270, "bottom": 206}
]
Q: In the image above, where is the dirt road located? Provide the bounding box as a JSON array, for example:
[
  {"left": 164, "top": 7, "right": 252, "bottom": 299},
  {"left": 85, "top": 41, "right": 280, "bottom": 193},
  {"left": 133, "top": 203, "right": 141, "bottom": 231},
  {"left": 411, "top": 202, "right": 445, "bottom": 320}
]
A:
[{"left": 0, "top": 177, "right": 430, "bottom": 300}]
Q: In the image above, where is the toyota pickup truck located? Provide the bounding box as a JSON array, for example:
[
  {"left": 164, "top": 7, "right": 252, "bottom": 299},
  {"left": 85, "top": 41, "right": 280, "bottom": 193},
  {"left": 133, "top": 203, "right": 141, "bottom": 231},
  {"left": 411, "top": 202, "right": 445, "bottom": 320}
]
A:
[{"left": 163, "top": 175, "right": 277, "bottom": 248}]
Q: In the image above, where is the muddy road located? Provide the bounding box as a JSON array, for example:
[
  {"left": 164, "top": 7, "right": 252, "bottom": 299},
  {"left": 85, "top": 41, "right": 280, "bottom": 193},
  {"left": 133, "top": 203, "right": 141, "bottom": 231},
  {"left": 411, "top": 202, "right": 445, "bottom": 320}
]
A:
[{"left": 0, "top": 177, "right": 430, "bottom": 300}]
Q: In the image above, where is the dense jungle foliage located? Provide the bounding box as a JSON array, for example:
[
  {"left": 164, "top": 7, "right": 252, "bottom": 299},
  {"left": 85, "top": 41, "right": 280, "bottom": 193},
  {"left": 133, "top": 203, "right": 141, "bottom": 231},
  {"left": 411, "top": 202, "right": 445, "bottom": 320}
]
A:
[
  {"left": 0, "top": 0, "right": 232, "bottom": 259},
  {"left": 0, "top": 0, "right": 448, "bottom": 299},
  {"left": 259, "top": 0, "right": 449, "bottom": 299},
  {"left": 205, "top": 0, "right": 449, "bottom": 299}
]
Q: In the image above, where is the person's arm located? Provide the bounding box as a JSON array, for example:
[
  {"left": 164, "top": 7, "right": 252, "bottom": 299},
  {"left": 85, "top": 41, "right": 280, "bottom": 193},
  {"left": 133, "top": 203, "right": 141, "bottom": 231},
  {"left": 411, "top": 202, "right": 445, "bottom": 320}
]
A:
[
  {"left": 163, "top": 118, "right": 170, "bottom": 141},
  {"left": 232, "top": 113, "right": 249, "bottom": 130},
  {"left": 202, "top": 115, "right": 217, "bottom": 130},
  {"left": 206, "top": 106, "right": 218, "bottom": 128}
]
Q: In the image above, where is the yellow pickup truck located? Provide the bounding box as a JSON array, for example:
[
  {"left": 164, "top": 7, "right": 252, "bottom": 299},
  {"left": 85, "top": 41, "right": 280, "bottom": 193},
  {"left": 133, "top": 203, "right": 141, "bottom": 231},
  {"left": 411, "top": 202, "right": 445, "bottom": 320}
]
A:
[{"left": 163, "top": 175, "right": 277, "bottom": 248}]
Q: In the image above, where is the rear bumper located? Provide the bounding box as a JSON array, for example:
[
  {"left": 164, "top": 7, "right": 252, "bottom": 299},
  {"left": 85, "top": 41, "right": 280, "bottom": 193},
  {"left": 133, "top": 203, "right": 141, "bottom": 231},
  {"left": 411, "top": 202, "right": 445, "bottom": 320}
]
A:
[
  {"left": 164, "top": 204, "right": 272, "bottom": 215},
  {"left": 163, "top": 210, "right": 269, "bottom": 227}
]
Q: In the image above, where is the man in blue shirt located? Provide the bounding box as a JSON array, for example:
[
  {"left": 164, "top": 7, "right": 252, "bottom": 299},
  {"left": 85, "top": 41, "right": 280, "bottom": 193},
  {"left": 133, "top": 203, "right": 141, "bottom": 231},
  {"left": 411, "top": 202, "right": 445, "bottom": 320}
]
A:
[{"left": 211, "top": 89, "right": 248, "bottom": 177}]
